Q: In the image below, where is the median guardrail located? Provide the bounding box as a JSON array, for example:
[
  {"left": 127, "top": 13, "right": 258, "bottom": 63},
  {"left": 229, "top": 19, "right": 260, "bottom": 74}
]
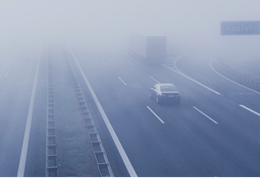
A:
[
  {"left": 46, "top": 58, "right": 58, "bottom": 177},
  {"left": 213, "top": 59, "right": 260, "bottom": 92}
]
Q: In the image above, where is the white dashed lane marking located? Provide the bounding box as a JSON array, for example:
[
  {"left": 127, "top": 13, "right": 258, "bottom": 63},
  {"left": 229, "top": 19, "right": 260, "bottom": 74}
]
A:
[
  {"left": 240, "top": 105, "right": 260, "bottom": 117},
  {"left": 102, "top": 61, "right": 108, "bottom": 66},
  {"left": 5, "top": 71, "right": 9, "bottom": 77},
  {"left": 193, "top": 106, "right": 218, "bottom": 124},
  {"left": 150, "top": 76, "right": 160, "bottom": 83},
  {"left": 118, "top": 77, "right": 127, "bottom": 85},
  {"left": 146, "top": 106, "right": 165, "bottom": 124}
]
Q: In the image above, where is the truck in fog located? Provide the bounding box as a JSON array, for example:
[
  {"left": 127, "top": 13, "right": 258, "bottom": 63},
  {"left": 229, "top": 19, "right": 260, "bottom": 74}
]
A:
[{"left": 128, "top": 33, "right": 167, "bottom": 64}]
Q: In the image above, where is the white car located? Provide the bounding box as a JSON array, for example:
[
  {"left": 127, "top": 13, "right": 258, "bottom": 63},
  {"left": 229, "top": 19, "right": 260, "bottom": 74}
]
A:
[{"left": 149, "top": 83, "right": 181, "bottom": 105}]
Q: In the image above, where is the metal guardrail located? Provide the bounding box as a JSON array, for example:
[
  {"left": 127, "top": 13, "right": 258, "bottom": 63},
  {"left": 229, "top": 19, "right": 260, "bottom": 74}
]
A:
[
  {"left": 214, "top": 59, "right": 260, "bottom": 92},
  {"left": 67, "top": 59, "right": 114, "bottom": 177},
  {"left": 46, "top": 59, "right": 58, "bottom": 177}
]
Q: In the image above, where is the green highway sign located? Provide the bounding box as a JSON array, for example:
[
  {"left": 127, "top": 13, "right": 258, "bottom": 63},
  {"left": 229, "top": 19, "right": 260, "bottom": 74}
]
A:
[{"left": 221, "top": 21, "right": 260, "bottom": 35}]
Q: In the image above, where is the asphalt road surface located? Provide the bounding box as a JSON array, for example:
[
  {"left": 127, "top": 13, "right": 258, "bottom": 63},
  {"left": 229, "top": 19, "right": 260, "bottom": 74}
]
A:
[
  {"left": 0, "top": 44, "right": 260, "bottom": 176},
  {"left": 69, "top": 46, "right": 260, "bottom": 177},
  {"left": 0, "top": 48, "right": 41, "bottom": 176}
]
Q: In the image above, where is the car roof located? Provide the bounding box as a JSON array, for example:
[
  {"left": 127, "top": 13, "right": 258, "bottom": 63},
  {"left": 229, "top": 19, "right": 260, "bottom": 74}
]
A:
[{"left": 154, "top": 83, "right": 179, "bottom": 93}]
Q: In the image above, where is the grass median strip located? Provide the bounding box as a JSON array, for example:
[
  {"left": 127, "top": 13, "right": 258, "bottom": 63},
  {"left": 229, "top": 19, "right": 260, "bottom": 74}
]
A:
[{"left": 68, "top": 45, "right": 137, "bottom": 177}]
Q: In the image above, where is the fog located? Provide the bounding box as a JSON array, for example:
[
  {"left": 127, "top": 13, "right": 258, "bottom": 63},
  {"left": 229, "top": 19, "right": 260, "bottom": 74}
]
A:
[{"left": 1, "top": 0, "right": 260, "bottom": 60}]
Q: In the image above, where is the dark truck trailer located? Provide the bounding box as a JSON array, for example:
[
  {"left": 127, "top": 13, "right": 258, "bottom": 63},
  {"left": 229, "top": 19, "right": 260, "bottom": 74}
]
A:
[{"left": 128, "top": 33, "right": 167, "bottom": 64}]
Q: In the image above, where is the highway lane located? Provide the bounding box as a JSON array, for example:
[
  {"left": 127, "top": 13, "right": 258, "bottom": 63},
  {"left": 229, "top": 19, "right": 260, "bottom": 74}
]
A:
[
  {"left": 69, "top": 48, "right": 211, "bottom": 176},
  {"left": 1, "top": 44, "right": 258, "bottom": 176},
  {"left": 119, "top": 51, "right": 260, "bottom": 176},
  {"left": 175, "top": 51, "right": 260, "bottom": 110},
  {"left": 26, "top": 47, "right": 48, "bottom": 177},
  {"left": 69, "top": 46, "right": 260, "bottom": 176},
  {"left": 174, "top": 51, "right": 260, "bottom": 136},
  {"left": 0, "top": 48, "right": 41, "bottom": 176},
  {"left": 160, "top": 52, "right": 260, "bottom": 176}
]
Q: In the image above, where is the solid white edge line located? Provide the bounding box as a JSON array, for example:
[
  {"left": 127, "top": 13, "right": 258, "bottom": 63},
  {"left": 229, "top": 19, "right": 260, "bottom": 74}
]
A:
[
  {"left": 150, "top": 76, "right": 160, "bottom": 83},
  {"left": 17, "top": 48, "right": 41, "bottom": 177},
  {"left": 67, "top": 45, "right": 137, "bottom": 177},
  {"left": 193, "top": 106, "right": 218, "bottom": 124},
  {"left": 102, "top": 61, "right": 108, "bottom": 66},
  {"left": 127, "top": 60, "right": 135, "bottom": 66},
  {"left": 5, "top": 71, "right": 9, "bottom": 77},
  {"left": 162, "top": 64, "right": 222, "bottom": 96},
  {"left": 210, "top": 59, "right": 260, "bottom": 95},
  {"left": 146, "top": 106, "right": 165, "bottom": 124},
  {"left": 118, "top": 77, "right": 127, "bottom": 86},
  {"left": 173, "top": 54, "right": 191, "bottom": 73},
  {"left": 239, "top": 105, "right": 260, "bottom": 117}
]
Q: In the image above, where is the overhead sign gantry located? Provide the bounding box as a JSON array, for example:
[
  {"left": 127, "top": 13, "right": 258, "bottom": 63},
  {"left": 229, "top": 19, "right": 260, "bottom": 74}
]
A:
[{"left": 221, "top": 21, "right": 260, "bottom": 35}]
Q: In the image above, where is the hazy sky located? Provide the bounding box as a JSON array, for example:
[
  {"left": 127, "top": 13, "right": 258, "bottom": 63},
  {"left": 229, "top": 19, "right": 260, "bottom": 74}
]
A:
[{"left": 1, "top": 0, "right": 260, "bottom": 49}]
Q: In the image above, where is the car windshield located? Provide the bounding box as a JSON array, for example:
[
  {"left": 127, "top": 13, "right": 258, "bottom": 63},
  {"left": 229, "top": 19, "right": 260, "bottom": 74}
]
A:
[{"left": 160, "top": 85, "right": 177, "bottom": 92}]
